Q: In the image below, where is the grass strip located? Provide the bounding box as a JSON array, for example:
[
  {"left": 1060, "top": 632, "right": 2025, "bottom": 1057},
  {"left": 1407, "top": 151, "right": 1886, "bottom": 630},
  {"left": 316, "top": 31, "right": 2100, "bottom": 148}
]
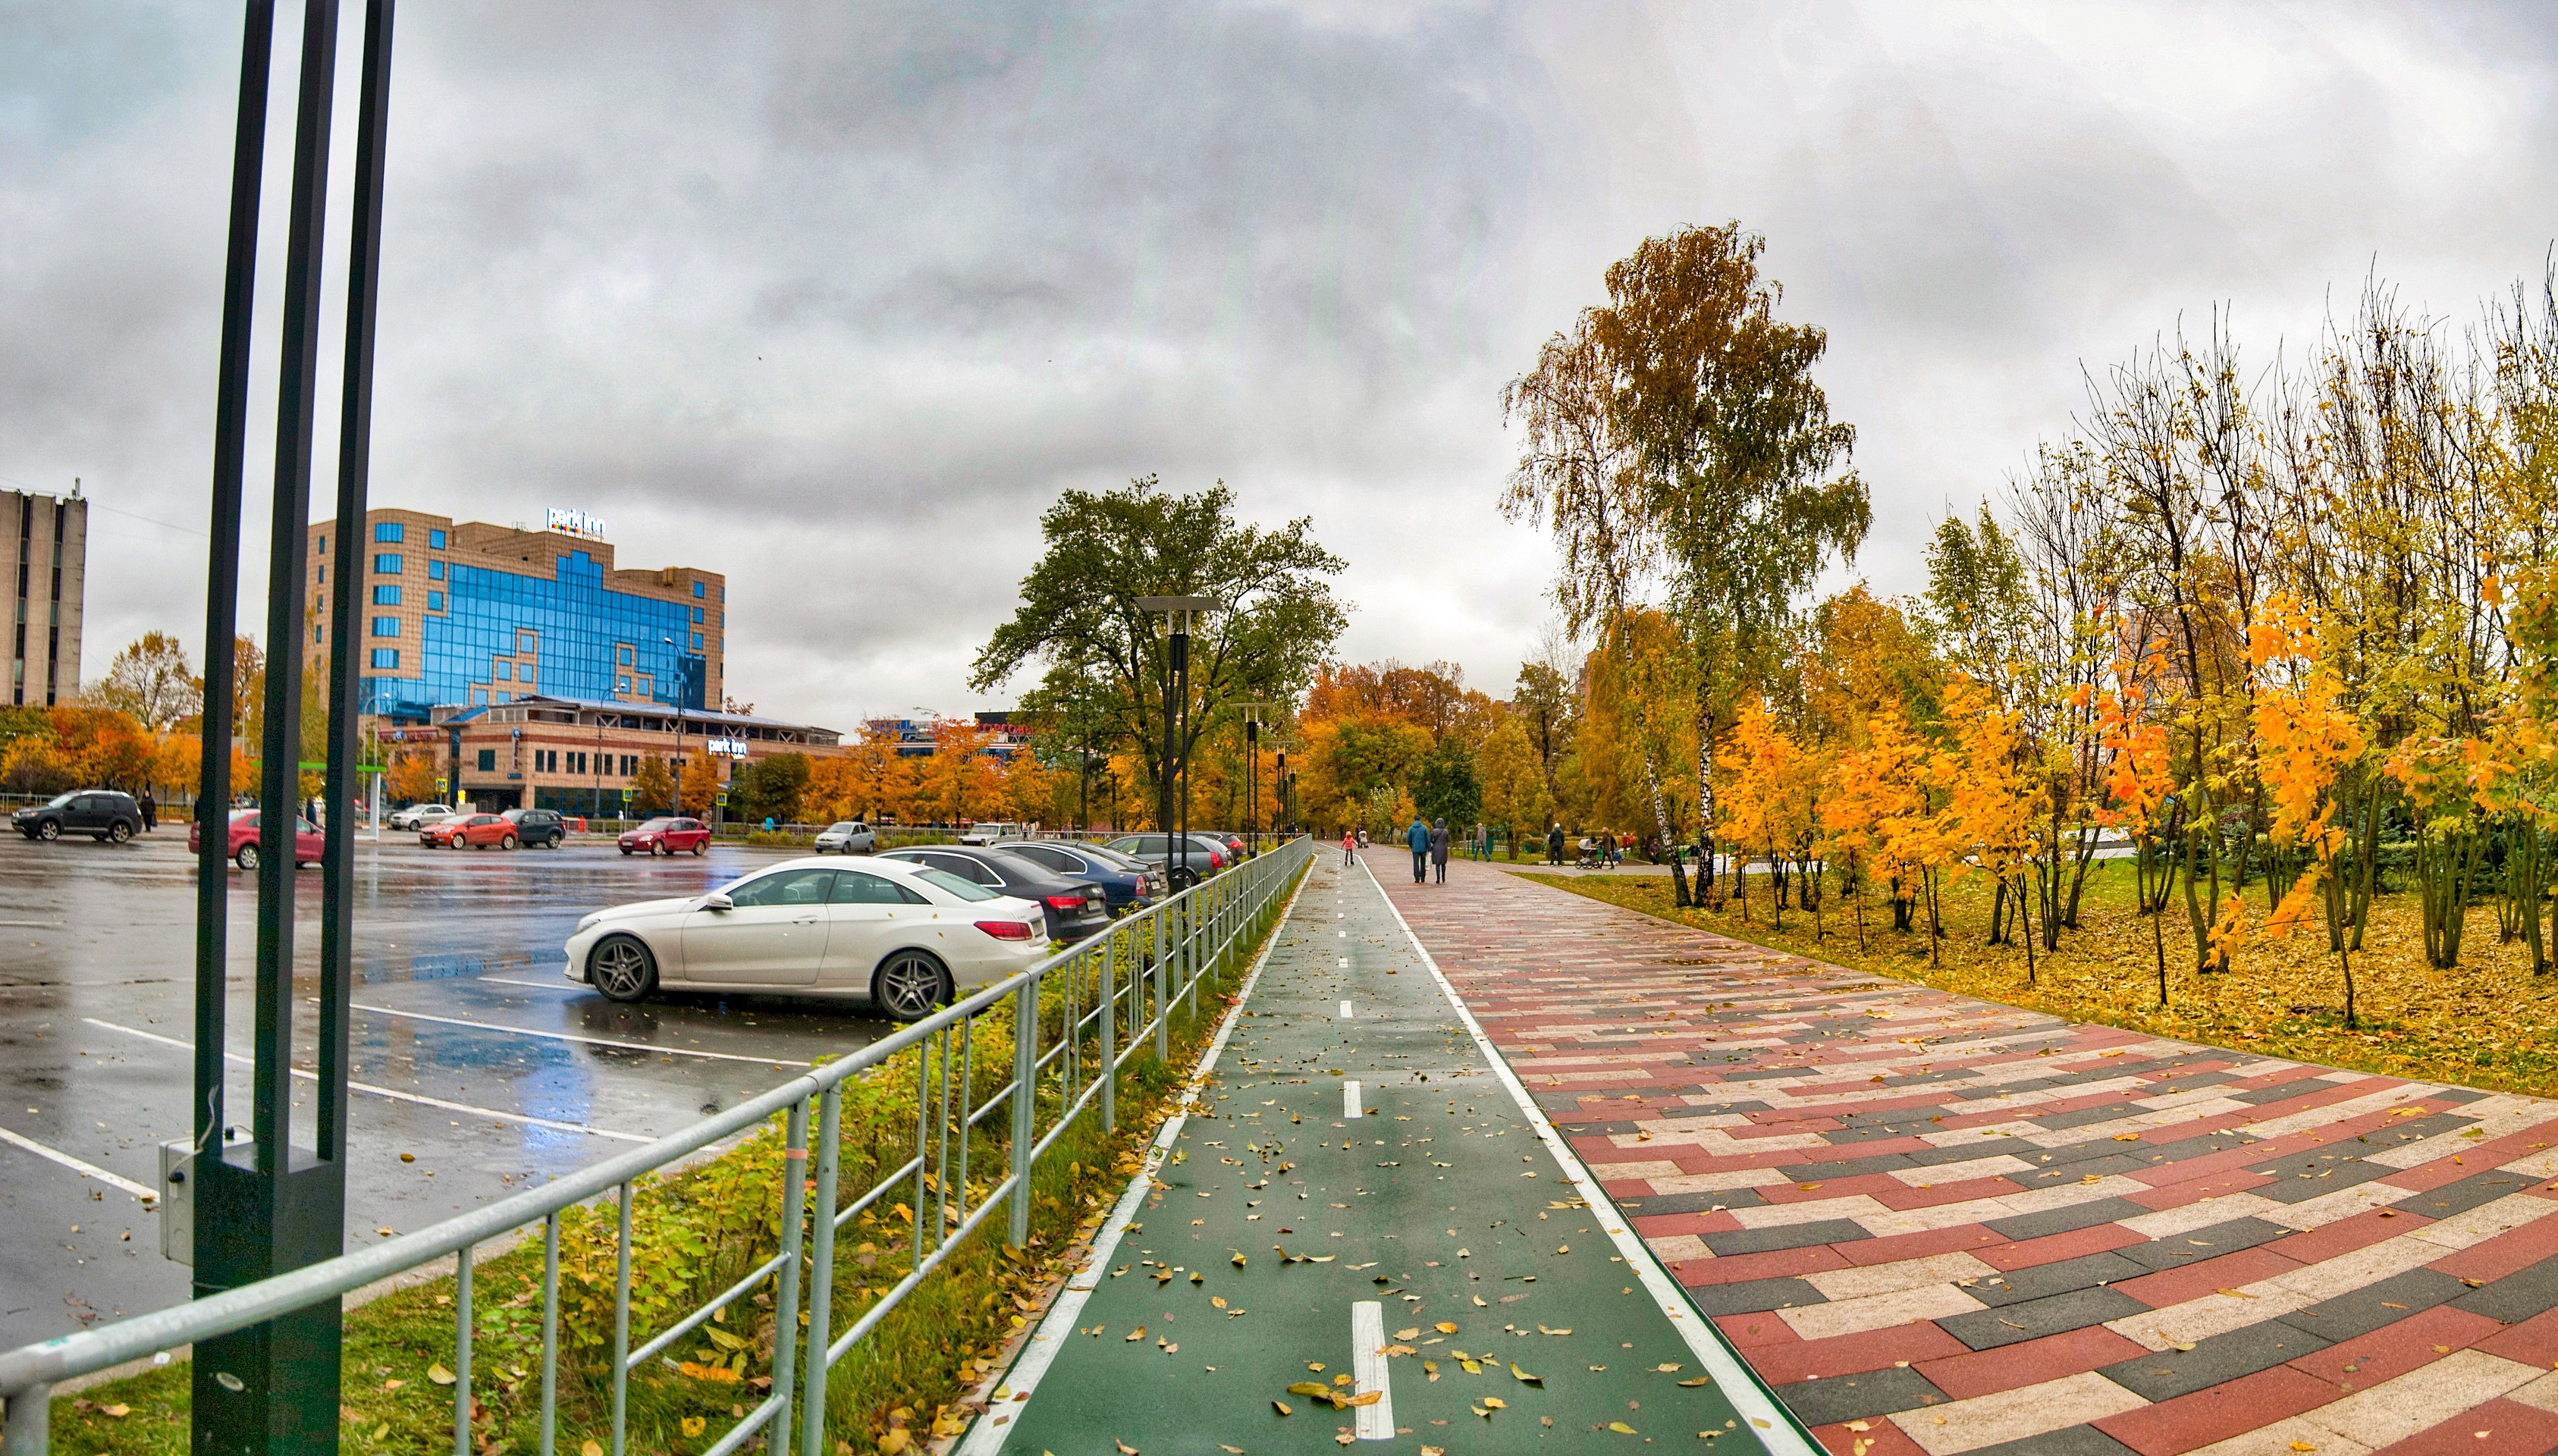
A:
[{"left": 46, "top": 863, "right": 1304, "bottom": 1456}]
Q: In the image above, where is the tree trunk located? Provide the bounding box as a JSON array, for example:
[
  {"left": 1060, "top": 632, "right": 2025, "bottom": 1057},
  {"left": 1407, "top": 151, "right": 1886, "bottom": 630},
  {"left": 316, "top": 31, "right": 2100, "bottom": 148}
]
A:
[
  {"left": 1640, "top": 753, "right": 1690, "bottom": 908},
  {"left": 1696, "top": 712, "right": 1718, "bottom": 902}
]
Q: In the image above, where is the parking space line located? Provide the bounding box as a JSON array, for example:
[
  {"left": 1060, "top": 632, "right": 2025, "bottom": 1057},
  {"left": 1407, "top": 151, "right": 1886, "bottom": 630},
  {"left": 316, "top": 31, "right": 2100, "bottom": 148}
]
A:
[
  {"left": 479, "top": 976, "right": 573, "bottom": 992},
  {"left": 0, "top": 1125, "right": 157, "bottom": 1201},
  {"left": 1344, "top": 1079, "right": 1363, "bottom": 1118},
  {"left": 83, "top": 1018, "right": 654, "bottom": 1144},
  {"left": 350, "top": 1003, "right": 811, "bottom": 1066}
]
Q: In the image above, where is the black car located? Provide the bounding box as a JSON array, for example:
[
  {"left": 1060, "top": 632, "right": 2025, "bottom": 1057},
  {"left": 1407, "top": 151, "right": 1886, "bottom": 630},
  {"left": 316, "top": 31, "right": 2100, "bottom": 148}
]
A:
[
  {"left": 996, "top": 839, "right": 1162, "bottom": 911},
  {"left": 502, "top": 807, "right": 568, "bottom": 848},
  {"left": 13, "top": 789, "right": 143, "bottom": 843},
  {"left": 876, "top": 845, "right": 1112, "bottom": 941}
]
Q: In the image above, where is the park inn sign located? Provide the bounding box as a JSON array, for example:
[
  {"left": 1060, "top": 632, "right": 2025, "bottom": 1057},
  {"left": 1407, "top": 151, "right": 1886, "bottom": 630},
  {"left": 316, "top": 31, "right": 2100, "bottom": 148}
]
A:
[{"left": 544, "top": 506, "right": 607, "bottom": 539}]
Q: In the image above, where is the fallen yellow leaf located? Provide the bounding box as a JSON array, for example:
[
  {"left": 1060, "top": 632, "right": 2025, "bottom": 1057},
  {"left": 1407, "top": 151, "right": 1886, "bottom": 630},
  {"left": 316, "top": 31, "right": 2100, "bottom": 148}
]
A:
[{"left": 426, "top": 1365, "right": 456, "bottom": 1386}]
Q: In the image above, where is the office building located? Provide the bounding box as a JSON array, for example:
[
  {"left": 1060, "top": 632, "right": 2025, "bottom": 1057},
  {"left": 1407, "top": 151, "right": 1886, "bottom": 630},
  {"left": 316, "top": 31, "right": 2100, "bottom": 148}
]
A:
[
  {"left": 382, "top": 694, "right": 843, "bottom": 814},
  {"left": 4, "top": 487, "right": 86, "bottom": 708},
  {"left": 305, "top": 507, "right": 723, "bottom": 723}
]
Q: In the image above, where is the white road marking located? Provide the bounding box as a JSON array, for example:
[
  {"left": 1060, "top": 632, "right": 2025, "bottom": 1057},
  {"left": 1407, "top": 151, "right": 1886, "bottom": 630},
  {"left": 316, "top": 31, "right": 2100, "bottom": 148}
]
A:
[
  {"left": 479, "top": 975, "right": 575, "bottom": 992},
  {"left": 1338, "top": 957, "right": 1349, "bottom": 968},
  {"left": 350, "top": 1003, "right": 810, "bottom": 1066},
  {"left": 1339, "top": 999, "right": 1354, "bottom": 1018},
  {"left": 1351, "top": 1299, "right": 1394, "bottom": 1439},
  {"left": 1345, "top": 1080, "right": 1364, "bottom": 1118},
  {"left": 82, "top": 1018, "right": 653, "bottom": 1144},
  {"left": 0, "top": 1124, "right": 158, "bottom": 1200}
]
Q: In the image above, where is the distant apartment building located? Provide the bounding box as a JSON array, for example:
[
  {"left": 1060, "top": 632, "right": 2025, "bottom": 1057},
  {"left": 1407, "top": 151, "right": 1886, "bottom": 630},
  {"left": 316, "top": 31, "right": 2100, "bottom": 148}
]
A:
[
  {"left": 862, "top": 711, "right": 1031, "bottom": 760},
  {"left": 304, "top": 507, "right": 724, "bottom": 723},
  {"left": 3, "top": 487, "right": 86, "bottom": 708}
]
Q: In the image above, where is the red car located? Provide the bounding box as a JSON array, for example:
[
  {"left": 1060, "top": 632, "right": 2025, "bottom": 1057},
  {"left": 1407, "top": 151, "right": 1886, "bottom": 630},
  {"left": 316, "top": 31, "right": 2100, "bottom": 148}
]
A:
[
  {"left": 619, "top": 816, "right": 711, "bottom": 857},
  {"left": 422, "top": 813, "right": 519, "bottom": 849},
  {"left": 190, "top": 809, "right": 326, "bottom": 871}
]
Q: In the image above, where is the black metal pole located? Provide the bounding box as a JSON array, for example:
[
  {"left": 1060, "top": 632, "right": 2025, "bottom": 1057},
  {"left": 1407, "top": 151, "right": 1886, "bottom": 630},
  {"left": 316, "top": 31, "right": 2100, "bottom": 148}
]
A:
[
  {"left": 1158, "top": 632, "right": 1176, "bottom": 875},
  {"left": 1245, "top": 716, "right": 1257, "bottom": 857},
  {"left": 318, "top": 0, "right": 394, "bottom": 1164},
  {"left": 197, "top": 0, "right": 276, "bottom": 1184},
  {"left": 1169, "top": 626, "right": 1188, "bottom": 885}
]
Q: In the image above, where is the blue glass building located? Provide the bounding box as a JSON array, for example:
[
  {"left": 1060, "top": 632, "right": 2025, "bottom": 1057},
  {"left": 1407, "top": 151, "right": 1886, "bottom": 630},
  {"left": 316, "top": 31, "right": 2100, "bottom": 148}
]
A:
[{"left": 308, "top": 509, "right": 723, "bottom": 723}]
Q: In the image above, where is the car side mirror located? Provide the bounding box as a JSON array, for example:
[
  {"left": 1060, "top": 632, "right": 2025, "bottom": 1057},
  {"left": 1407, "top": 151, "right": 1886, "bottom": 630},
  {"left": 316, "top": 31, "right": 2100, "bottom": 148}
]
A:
[{"left": 703, "top": 893, "right": 734, "bottom": 912}]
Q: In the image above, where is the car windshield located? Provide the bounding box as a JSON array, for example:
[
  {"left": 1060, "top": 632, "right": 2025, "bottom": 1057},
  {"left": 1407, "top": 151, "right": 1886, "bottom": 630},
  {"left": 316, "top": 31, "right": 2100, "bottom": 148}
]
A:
[
  {"left": 915, "top": 868, "right": 999, "bottom": 902},
  {"left": 636, "top": 818, "right": 674, "bottom": 831},
  {"left": 45, "top": 792, "right": 77, "bottom": 808},
  {"left": 827, "top": 823, "right": 859, "bottom": 833}
]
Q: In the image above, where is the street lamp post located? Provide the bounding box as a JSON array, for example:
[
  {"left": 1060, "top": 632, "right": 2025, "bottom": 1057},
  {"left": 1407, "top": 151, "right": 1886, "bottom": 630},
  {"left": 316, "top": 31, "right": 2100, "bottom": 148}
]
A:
[
  {"left": 188, "top": 2, "right": 398, "bottom": 1448},
  {"left": 1135, "top": 596, "right": 1219, "bottom": 888}
]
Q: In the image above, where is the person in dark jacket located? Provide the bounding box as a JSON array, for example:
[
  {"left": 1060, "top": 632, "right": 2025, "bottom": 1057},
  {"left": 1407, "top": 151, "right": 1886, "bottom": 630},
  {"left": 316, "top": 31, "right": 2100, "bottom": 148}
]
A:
[
  {"left": 138, "top": 789, "right": 157, "bottom": 833},
  {"left": 1407, "top": 816, "right": 1430, "bottom": 883},
  {"left": 1547, "top": 821, "right": 1565, "bottom": 865},
  {"left": 1430, "top": 820, "right": 1450, "bottom": 884}
]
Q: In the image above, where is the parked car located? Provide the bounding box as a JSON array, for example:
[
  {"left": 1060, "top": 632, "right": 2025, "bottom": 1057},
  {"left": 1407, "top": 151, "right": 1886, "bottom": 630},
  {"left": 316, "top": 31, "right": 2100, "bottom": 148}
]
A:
[
  {"left": 956, "top": 821, "right": 1020, "bottom": 846},
  {"left": 1102, "top": 833, "right": 1230, "bottom": 889},
  {"left": 620, "top": 816, "right": 711, "bottom": 857},
  {"left": 13, "top": 789, "right": 143, "bottom": 843},
  {"left": 562, "top": 855, "right": 1047, "bottom": 1019},
  {"left": 875, "top": 844, "right": 1111, "bottom": 941},
  {"left": 190, "top": 808, "right": 326, "bottom": 871},
  {"left": 502, "top": 807, "right": 568, "bottom": 848},
  {"left": 813, "top": 821, "right": 877, "bottom": 854},
  {"left": 994, "top": 838, "right": 1162, "bottom": 911},
  {"left": 422, "top": 812, "right": 519, "bottom": 849},
  {"left": 386, "top": 802, "right": 452, "bottom": 831}
]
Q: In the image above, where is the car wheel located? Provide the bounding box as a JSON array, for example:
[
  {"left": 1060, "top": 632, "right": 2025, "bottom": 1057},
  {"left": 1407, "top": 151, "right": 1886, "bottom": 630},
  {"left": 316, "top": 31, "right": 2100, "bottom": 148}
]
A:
[
  {"left": 871, "top": 950, "right": 951, "bottom": 1022},
  {"left": 589, "top": 935, "right": 658, "bottom": 1003},
  {"left": 1168, "top": 865, "right": 1200, "bottom": 891},
  {"left": 499, "top": 833, "right": 517, "bottom": 850},
  {"left": 654, "top": 841, "right": 670, "bottom": 858},
  {"left": 36, "top": 819, "right": 59, "bottom": 842},
  {"left": 235, "top": 843, "right": 259, "bottom": 872},
  {"left": 691, "top": 840, "right": 706, "bottom": 856},
  {"left": 107, "top": 821, "right": 132, "bottom": 845},
  {"left": 450, "top": 836, "right": 468, "bottom": 850}
]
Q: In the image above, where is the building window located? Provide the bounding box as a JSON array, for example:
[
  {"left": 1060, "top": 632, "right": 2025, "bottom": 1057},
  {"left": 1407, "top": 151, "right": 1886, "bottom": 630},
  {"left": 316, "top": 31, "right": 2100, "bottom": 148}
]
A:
[
  {"left": 519, "top": 667, "right": 535, "bottom": 686},
  {"left": 317, "top": 533, "right": 328, "bottom": 555},
  {"left": 495, "top": 661, "right": 513, "bottom": 681},
  {"left": 691, "top": 632, "right": 704, "bottom": 651},
  {"left": 373, "top": 553, "right": 403, "bottom": 574},
  {"left": 617, "top": 676, "right": 631, "bottom": 693},
  {"left": 317, "top": 563, "right": 326, "bottom": 585},
  {"left": 692, "top": 606, "right": 704, "bottom": 625},
  {"left": 427, "top": 591, "right": 444, "bottom": 610},
  {"left": 371, "top": 617, "right": 400, "bottom": 638},
  {"left": 375, "top": 522, "right": 404, "bottom": 543},
  {"left": 518, "top": 630, "right": 537, "bottom": 654},
  {"left": 476, "top": 749, "right": 497, "bottom": 771},
  {"left": 373, "top": 585, "right": 400, "bottom": 605},
  {"left": 314, "top": 623, "right": 324, "bottom": 645},
  {"left": 428, "top": 529, "right": 446, "bottom": 549},
  {"left": 620, "top": 754, "right": 637, "bottom": 777},
  {"left": 371, "top": 648, "right": 399, "bottom": 670},
  {"left": 428, "top": 560, "right": 444, "bottom": 580},
  {"left": 617, "top": 645, "right": 633, "bottom": 666},
  {"left": 692, "top": 581, "right": 705, "bottom": 598}
]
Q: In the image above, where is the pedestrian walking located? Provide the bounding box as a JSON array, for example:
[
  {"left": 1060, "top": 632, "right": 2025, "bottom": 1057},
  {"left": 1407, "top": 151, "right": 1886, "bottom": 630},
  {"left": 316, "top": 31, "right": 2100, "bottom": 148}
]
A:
[
  {"left": 1341, "top": 826, "right": 1357, "bottom": 866},
  {"left": 1430, "top": 819, "right": 1450, "bottom": 884},
  {"left": 1547, "top": 821, "right": 1564, "bottom": 865},
  {"left": 138, "top": 789, "right": 157, "bottom": 833},
  {"left": 1407, "top": 815, "right": 1430, "bottom": 883}
]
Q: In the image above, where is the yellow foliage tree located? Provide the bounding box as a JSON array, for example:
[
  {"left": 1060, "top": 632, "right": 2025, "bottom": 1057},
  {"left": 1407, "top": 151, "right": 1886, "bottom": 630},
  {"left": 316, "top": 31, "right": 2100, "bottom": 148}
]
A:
[{"left": 2252, "top": 597, "right": 2368, "bottom": 1027}]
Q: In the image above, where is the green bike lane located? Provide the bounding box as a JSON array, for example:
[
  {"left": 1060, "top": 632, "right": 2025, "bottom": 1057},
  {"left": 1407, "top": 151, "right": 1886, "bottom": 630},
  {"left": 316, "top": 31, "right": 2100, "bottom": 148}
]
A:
[{"left": 961, "top": 851, "right": 1809, "bottom": 1454}]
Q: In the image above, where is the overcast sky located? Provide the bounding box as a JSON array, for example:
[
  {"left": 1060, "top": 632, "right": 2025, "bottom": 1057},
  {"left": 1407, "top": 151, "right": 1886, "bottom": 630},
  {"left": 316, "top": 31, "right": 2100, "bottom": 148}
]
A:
[{"left": 8, "top": 1, "right": 2557, "bottom": 729}]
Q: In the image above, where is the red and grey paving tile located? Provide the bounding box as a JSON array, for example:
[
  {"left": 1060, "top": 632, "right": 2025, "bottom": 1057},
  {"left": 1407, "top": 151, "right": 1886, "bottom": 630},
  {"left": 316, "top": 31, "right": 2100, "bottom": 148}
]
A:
[{"left": 1375, "top": 852, "right": 2558, "bottom": 1456}]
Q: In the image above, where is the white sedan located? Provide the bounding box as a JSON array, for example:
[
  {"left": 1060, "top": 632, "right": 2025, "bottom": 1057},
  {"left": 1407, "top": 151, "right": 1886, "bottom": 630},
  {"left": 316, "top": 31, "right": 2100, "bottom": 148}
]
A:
[{"left": 562, "top": 855, "right": 1048, "bottom": 1020}]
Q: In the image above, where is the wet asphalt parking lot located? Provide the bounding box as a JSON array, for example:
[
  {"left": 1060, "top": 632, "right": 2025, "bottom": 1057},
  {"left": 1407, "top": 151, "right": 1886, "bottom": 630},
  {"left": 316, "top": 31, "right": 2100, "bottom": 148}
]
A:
[{"left": 0, "top": 825, "right": 896, "bottom": 1351}]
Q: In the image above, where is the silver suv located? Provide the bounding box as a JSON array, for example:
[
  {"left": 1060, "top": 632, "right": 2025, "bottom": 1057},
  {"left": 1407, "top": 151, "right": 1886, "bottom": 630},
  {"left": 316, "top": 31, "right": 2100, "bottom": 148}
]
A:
[{"left": 387, "top": 802, "right": 452, "bottom": 831}]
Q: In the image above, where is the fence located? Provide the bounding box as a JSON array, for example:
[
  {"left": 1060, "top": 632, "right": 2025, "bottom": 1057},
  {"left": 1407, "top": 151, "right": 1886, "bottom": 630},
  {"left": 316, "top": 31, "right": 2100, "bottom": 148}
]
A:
[{"left": 0, "top": 834, "right": 1316, "bottom": 1456}]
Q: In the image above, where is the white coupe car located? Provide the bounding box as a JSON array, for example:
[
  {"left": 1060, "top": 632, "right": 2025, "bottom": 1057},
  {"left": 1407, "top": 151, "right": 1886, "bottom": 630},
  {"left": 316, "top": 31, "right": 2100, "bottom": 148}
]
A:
[{"left": 562, "top": 855, "right": 1048, "bottom": 1020}]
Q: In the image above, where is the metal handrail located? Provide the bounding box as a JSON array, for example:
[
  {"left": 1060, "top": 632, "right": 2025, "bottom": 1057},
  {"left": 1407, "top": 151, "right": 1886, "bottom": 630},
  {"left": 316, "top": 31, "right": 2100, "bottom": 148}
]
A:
[{"left": 0, "top": 836, "right": 1315, "bottom": 1456}]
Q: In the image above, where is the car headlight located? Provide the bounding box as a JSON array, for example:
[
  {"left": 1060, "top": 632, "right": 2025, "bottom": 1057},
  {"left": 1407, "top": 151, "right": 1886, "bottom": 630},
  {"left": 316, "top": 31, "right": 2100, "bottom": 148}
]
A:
[{"left": 576, "top": 912, "right": 604, "bottom": 933}]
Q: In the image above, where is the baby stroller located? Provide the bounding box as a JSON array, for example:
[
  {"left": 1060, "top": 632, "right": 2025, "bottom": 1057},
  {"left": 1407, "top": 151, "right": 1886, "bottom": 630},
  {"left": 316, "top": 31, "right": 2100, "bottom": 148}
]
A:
[{"left": 1574, "top": 836, "right": 1607, "bottom": 870}]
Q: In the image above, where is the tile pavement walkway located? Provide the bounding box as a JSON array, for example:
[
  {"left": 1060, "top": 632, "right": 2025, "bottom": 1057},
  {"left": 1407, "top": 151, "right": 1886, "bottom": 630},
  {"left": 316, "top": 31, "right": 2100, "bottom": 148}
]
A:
[{"left": 1374, "top": 849, "right": 2558, "bottom": 1456}]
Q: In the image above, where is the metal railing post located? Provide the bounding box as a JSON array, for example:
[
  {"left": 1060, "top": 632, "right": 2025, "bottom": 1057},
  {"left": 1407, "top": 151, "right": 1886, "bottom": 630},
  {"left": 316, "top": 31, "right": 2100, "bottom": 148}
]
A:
[
  {"left": 1153, "top": 907, "right": 1169, "bottom": 1060},
  {"left": 1008, "top": 974, "right": 1038, "bottom": 1247},
  {"left": 799, "top": 1087, "right": 842, "bottom": 1456},
  {"left": 539, "top": 1212, "right": 560, "bottom": 1456},
  {"left": 453, "top": 1241, "right": 474, "bottom": 1456},
  {"left": 611, "top": 1182, "right": 632, "bottom": 1456},
  {"left": 1098, "top": 934, "right": 1116, "bottom": 1132},
  {"left": 769, "top": 1100, "right": 808, "bottom": 1456}
]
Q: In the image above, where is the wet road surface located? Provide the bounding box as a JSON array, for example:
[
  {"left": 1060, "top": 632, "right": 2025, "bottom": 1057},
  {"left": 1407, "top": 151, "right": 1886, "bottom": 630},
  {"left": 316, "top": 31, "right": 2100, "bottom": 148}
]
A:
[{"left": 0, "top": 827, "right": 896, "bottom": 1351}]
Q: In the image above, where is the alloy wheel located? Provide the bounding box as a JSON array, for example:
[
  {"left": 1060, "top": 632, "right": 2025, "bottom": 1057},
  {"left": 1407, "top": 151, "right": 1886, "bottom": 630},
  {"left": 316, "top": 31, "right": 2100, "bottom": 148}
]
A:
[
  {"left": 591, "top": 937, "right": 655, "bottom": 1002},
  {"left": 873, "top": 952, "right": 947, "bottom": 1021}
]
